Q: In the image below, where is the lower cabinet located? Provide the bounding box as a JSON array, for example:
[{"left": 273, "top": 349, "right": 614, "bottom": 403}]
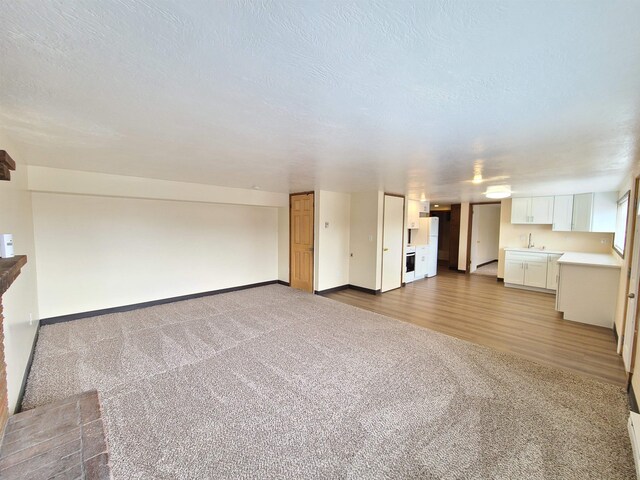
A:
[
  {"left": 415, "top": 245, "right": 428, "bottom": 279},
  {"left": 504, "top": 250, "right": 561, "bottom": 291}
]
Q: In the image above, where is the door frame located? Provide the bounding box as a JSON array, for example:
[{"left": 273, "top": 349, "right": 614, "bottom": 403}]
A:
[
  {"left": 380, "top": 193, "right": 406, "bottom": 292},
  {"left": 289, "top": 191, "right": 315, "bottom": 293},
  {"left": 466, "top": 201, "right": 501, "bottom": 273},
  {"left": 619, "top": 178, "right": 639, "bottom": 373}
]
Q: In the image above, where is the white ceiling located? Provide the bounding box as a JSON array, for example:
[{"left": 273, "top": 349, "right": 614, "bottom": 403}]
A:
[{"left": 2, "top": 1, "right": 640, "bottom": 202}]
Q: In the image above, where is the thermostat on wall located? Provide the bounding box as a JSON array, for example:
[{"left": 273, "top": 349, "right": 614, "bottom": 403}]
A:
[{"left": 0, "top": 234, "right": 14, "bottom": 258}]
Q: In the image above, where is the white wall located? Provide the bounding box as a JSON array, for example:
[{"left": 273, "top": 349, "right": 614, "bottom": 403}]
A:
[
  {"left": 277, "top": 206, "right": 289, "bottom": 283},
  {"left": 348, "top": 191, "right": 383, "bottom": 291},
  {"left": 0, "top": 150, "right": 40, "bottom": 413},
  {"left": 458, "top": 202, "right": 470, "bottom": 270},
  {"left": 315, "top": 191, "right": 351, "bottom": 291},
  {"left": 31, "top": 192, "right": 279, "bottom": 318},
  {"left": 470, "top": 204, "right": 501, "bottom": 271}
]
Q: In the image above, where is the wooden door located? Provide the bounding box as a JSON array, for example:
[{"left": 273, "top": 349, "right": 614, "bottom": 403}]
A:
[
  {"left": 381, "top": 194, "right": 405, "bottom": 292},
  {"left": 290, "top": 193, "right": 314, "bottom": 292}
]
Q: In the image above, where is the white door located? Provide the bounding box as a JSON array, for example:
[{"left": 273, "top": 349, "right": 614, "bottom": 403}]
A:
[
  {"left": 530, "top": 197, "right": 554, "bottom": 224},
  {"left": 552, "top": 195, "right": 574, "bottom": 231},
  {"left": 511, "top": 198, "right": 530, "bottom": 224},
  {"left": 572, "top": 193, "right": 593, "bottom": 232},
  {"left": 504, "top": 259, "right": 525, "bottom": 285},
  {"left": 524, "top": 260, "right": 548, "bottom": 288},
  {"left": 623, "top": 194, "right": 640, "bottom": 370},
  {"left": 381, "top": 195, "right": 404, "bottom": 292}
]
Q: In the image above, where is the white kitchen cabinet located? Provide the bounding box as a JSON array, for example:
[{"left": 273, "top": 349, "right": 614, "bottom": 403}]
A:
[
  {"left": 415, "top": 245, "right": 428, "bottom": 278},
  {"left": 546, "top": 254, "right": 562, "bottom": 290},
  {"left": 407, "top": 200, "right": 420, "bottom": 229},
  {"left": 504, "top": 258, "right": 525, "bottom": 285},
  {"left": 510, "top": 198, "right": 531, "bottom": 224},
  {"left": 552, "top": 195, "right": 574, "bottom": 232},
  {"left": 510, "top": 197, "right": 553, "bottom": 224},
  {"left": 572, "top": 192, "right": 617, "bottom": 233},
  {"left": 504, "top": 250, "right": 551, "bottom": 290}
]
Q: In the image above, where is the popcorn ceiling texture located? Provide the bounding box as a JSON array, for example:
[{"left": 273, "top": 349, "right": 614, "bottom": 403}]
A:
[
  {"left": 2, "top": 2, "right": 640, "bottom": 199},
  {"left": 24, "top": 285, "right": 634, "bottom": 479}
]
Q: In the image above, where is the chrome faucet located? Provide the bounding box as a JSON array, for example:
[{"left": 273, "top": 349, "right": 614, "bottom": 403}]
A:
[{"left": 527, "top": 233, "right": 534, "bottom": 249}]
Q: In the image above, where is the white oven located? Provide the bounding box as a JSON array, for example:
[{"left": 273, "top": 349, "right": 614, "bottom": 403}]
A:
[{"left": 405, "top": 246, "right": 416, "bottom": 282}]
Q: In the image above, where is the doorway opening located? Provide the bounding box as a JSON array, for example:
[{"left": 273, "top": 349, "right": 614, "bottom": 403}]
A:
[
  {"left": 430, "top": 204, "right": 460, "bottom": 271},
  {"left": 467, "top": 203, "right": 501, "bottom": 277}
]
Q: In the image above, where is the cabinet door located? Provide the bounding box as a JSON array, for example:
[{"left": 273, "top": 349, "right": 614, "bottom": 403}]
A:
[
  {"left": 511, "top": 198, "right": 531, "bottom": 224},
  {"left": 572, "top": 193, "right": 593, "bottom": 232},
  {"left": 552, "top": 195, "right": 573, "bottom": 231},
  {"left": 546, "top": 254, "right": 562, "bottom": 290},
  {"left": 524, "top": 261, "right": 548, "bottom": 288},
  {"left": 530, "top": 197, "right": 553, "bottom": 224},
  {"left": 591, "top": 192, "right": 617, "bottom": 233},
  {"left": 504, "top": 259, "right": 525, "bottom": 285},
  {"left": 407, "top": 200, "right": 420, "bottom": 229},
  {"left": 415, "top": 246, "right": 428, "bottom": 277}
]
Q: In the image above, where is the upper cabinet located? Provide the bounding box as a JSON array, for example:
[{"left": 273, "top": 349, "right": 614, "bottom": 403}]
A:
[
  {"left": 407, "top": 200, "right": 420, "bottom": 229},
  {"left": 552, "top": 195, "right": 574, "bottom": 231},
  {"left": 521, "top": 192, "right": 618, "bottom": 232},
  {"left": 572, "top": 192, "right": 617, "bottom": 233},
  {"left": 510, "top": 196, "right": 553, "bottom": 224}
]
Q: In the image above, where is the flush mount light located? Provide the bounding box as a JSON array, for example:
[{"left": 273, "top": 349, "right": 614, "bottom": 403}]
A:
[
  {"left": 434, "top": 204, "right": 440, "bottom": 207},
  {"left": 484, "top": 185, "right": 511, "bottom": 199},
  {"left": 420, "top": 194, "right": 427, "bottom": 202}
]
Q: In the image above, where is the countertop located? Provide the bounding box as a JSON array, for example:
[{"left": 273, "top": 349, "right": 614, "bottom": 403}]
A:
[
  {"left": 504, "top": 247, "right": 565, "bottom": 255},
  {"left": 557, "top": 252, "right": 622, "bottom": 269}
]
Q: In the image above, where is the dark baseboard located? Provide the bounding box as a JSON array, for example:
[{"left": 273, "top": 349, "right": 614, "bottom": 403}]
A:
[
  {"left": 477, "top": 259, "right": 499, "bottom": 268},
  {"left": 15, "top": 323, "right": 40, "bottom": 413},
  {"left": 629, "top": 382, "right": 639, "bottom": 414},
  {"left": 347, "top": 284, "right": 381, "bottom": 295},
  {"left": 457, "top": 269, "right": 466, "bottom": 274},
  {"left": 277, "top": 280, "right": 290, "bottom": 287},
  {"left": 40, "top": 280, "right": 280, "bottom": 325},
  {"left": 614, "top": 324, "right": 619, "bottom": 344},
  {"left": 315, "top": 284, "right": 349, "bottom": 295},
  {"left": 497, "top": 277, "right": 504, "bottom": 283},
  {"left": 402, "top": 282, "right": 406, "bottom": 287}
]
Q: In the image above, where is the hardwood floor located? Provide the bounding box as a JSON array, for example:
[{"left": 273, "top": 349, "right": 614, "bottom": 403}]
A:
[{"left": 326, "top": 268, "right": 626, "bottom": 386}]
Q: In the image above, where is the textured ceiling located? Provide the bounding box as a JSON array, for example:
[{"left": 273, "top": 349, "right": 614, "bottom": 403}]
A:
[{"left": 2, "top": 0, "right": 640, "bottom": 202}]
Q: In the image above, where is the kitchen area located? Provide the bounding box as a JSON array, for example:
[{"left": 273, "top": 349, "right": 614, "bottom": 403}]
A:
[
  {"left": 404, "top": 200, "right": 438, "bottom": 284},
  {"left": 501, "top": 191, "right": 627, "bottom": 329}
]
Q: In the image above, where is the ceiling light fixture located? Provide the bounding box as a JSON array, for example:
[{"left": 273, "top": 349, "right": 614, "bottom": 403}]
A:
[
  {"left": 472, "top": 174, "right": 483, "bottom": 184},
  {"left": 484, "top": 185, "right": 511, "bottom": 199},
  {"left": 434, "top": 204, "right": 440, "bottom": 207},
  {"left": 420, "top": 194, "right": 427, "bottom": 202}
]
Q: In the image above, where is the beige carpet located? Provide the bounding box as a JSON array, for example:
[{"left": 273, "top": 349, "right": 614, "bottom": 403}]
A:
[{"left": 24, "top": 285, "right": 634, "bottom": 479}]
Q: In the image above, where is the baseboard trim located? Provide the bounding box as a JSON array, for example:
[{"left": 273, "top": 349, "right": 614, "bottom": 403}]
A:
[
  {"left": 477, "top": 259, "right": 499, "bottom": 268},
  {"left": 457, "top": 269, "right": 466, "bottom": 274},
  {"left": 347, "top": 284, "right": 381, "bottom": 295},
  {"left": 40, "top": 280, "right": 280, "bottom": 325},
  {"left": 277, "top": 280, "right": 290, "bottom": 287},
  {"left": 315, "top": 285, "right": 349, "bottom": 295},
  {"left": 497, "top": 277, "right": 504, "bottom": 283},
  {"left": 15, "top": 323, "right": 40, "bottom": 413},
  {"left": 629, "top": 382, "right": 639, "bottom": 413},
  {"left": 614, "top": 323, "right": 619, "bottom": 344}
]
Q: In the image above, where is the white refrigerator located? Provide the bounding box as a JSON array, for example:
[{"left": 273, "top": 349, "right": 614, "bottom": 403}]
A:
[{"left": 426, "top": 217, "right": 439, "bottom": 277}]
